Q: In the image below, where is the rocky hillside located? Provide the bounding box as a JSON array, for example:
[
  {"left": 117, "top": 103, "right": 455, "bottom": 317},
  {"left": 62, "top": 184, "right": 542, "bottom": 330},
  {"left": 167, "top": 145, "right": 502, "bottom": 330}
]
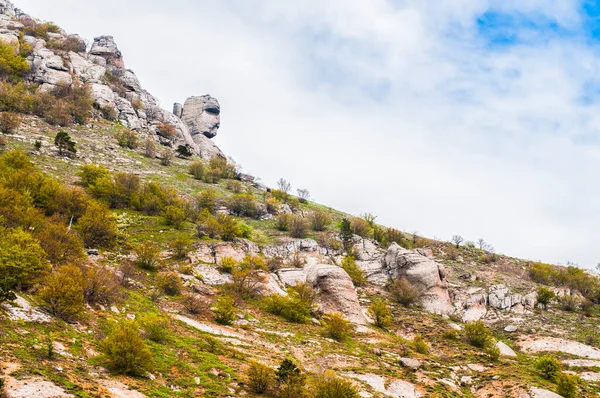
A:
[{"left": 1, "top": 1, "right": 600, "bottom": 398}]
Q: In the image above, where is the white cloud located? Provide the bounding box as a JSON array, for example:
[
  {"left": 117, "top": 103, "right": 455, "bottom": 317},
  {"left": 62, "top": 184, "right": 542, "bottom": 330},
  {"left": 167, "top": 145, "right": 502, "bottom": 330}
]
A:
[{"left": 15, "top": 0, "right": 600, "bottom": 267}]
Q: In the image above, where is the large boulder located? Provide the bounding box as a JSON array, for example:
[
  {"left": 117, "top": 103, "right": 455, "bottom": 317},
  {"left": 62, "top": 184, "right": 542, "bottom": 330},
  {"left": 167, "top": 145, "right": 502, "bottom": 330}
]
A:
[
  {"left": 181, "top": 95, "right": 221, "bottom": 139},
  {"left": 305, "top": 264, "right": 368, "bottom": 324},
  {"left": 0, "top": 0, "right": 14, "bottom": 17},
  {"left": 89, "top": 35, "right": 124, "bottom": 68},
  {"left": 383, "top": 243, "right": 452, "bottom": 314}
]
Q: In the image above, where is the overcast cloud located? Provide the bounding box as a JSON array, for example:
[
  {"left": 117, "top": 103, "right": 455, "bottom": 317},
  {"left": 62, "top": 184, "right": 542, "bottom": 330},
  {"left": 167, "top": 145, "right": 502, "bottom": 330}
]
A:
[{"left": 15, "top": 0, "right": 600, "bottom": 267}]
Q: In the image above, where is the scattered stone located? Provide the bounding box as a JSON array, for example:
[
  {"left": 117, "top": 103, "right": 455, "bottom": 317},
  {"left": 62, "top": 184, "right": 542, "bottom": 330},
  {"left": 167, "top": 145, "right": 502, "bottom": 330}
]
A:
[
  {"left": 529, "top": 387, "right": 564, "bottom": 398},
  {"left": 496, "top": 341, "right": 517, "bottom": 357},
  {"left": 398, "top": 357, "right": 422, "bottom": 369},
  {"left": 504, "top": 325, "right": 518, "bottom": 333}
]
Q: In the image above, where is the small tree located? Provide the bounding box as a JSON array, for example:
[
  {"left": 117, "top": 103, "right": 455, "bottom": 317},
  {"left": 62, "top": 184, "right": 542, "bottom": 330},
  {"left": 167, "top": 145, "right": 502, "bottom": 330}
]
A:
[
  {"left": 368, "top": 298, "right": 393, "bottom": 329},
  {"left": 54, "top": 131, "right": 76, "bottom": 157},
  {"left": 310, "top": 210, "right": 332, "bottom": 232},
  {"left": 463, "top": 321, "right": 493, "bottom": 348},
  {"left": 534, "top": 355, "right": 562, "bottom": 380},
  {"left": 477, "top": 238, "right": 486, "bottom": 250},
  {"left": 290, "top": 216, "right": 308, "bottom": 238},
  {"left": 277, "top": 178, "right": 292, "bottom": 194},
  {"left": 214, "top": 295, "right": 236, "bottom": 325},
  {"left": 323, "top": 313, "right": 352, "bottom": 342},
  {"left": 277, "top": 358, "right": 301, "bottom": 383},
  {"left": 0, "top": 112, "right": 22, "bottom": 134},
  {"left": 537, "top": 287, "right": 556, "bottom": 310},
  {"left": 451, "top": 235, "right": 464, "bottom": 248},
  {"left": 340, "top": 255, "right": 367, "bottom": 286},
  {"left": 176, "top": 145, "right": 193, "bottom": 158},
  {"left": 556, "top": 373, "right": 580, "bottom": 398},
  {"left": 247, "top": 362, "right": 273, "bottom": 394},
  {"left": 101, "top": 320, "right": 154, "bottom": 375},
  {"left": 339, "top": 218, "right": 353, "bottom": 252},
  {"left": 297, "top": 189, "right": 310, "bottom": 203},
  {"left": 38, "top": 265, "right": 86, "bottom": 321}
]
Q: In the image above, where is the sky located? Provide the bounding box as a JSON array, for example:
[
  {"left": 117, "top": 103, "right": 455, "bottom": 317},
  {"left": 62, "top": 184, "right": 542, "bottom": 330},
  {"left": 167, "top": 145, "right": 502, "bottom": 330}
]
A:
[{"left": 14, "top": 0, "right": 600, "bottom": 268}]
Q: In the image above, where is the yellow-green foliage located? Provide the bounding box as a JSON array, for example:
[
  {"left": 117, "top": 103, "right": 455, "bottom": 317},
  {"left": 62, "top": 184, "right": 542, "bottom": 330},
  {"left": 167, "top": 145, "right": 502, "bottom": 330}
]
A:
[
  {"left": 214, "top": 295, "right": 236, "bottom": 325},
  {"left": 168, "top": 235, "right": 193, "bottom": 259},
  {"left": 228, "top": 193, "right": 261, "bottom": 218},
  {"left": 0, "top": 42, "right": 29, "bottom": 80},
  {"left": 534, "top": 355, "right": 562, "bottom": 380},
  {"left": 368, "top": 298, "right": 393, "bottom": 329},
  {"left": 323, "top": 313, "right": 352, "bottom": 342},
  {"left": 38, "top": 265, "right": 85, "bottom": 321},
  {"left": 231, "top": 255, "right": 268, "bottom": 297},
  {"left": 197, "top": 209, "right": 250, "bottom": 241},
  {"left": 412, "top": 334, "right": 429, "bottom": 354},
  {"left": 188, "top": 160, "right": 205, "bottom": 180},
  {"left": 156, "top": 271, "right": 182, "bottom": 296},
  {"left": 463, "top": 321, "right": 493, "bottom": 348},
  {"left": 0, "top": 227, "right": 50, "bottom": 292},
  {"left": 341, "top": 255, "right": 367, "bottom": 286},
  {"left": 219, "top": 256, "right": 237, "bottom": 274},
  {"left": 134, "top": 242, "right": 161, "bottom": 270},
  {"left": 310, "top": 370, "right": 359, "bottom": 398},
  {"left": 276, "top": 213, "right": 293, "bottom": 231},
  {"left": 263, "top": 284, "right": 315, "bottom": 324},
  {"left": 389, "top": 278, "right": 420, "bottom": 307},
  {"left": 101, "top": 320, "right": 154, "bottom": 375},
  {"left": 76, "top": 201, "right": 118, "bottom": 248},
  {"left": 196, "top": 188, "right": 218, "bottom": 213},
  {"left": 139, "top": 314, "right": 171, "bottom": 343},
  {"left": 556, "top": 373, "right": 580, "bottom": 398},
  {"left": 536, "top": 287, "right": 556, "bottom": 310},
  {"left": 310, "top": 209, "right": 332, "bottom": 232},
  {"left": 247, "top": 362, "right": 273, "bottom": 394}
]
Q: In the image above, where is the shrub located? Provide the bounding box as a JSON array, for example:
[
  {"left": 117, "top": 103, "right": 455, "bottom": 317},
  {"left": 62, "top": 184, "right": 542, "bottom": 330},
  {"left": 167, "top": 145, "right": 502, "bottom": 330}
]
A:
[
  {"left": 82, "top": 265, "right": 121, "bottom": 306},
  {"left": 0, "top": 112, "right": 21, "bottom": 134},
  {"left": 169, "top": 236, "right": 193, "bottom": 259},
  {"left": 529, "top": 261, "right": 557, "bottom": 285},
  {"left": 162, "top": 204, "right": 187, "bottom": 229},
  {"left": 534, "top": 355, "right": 562, "bottom": 380},
  {"left": 36, "top": 219, "right": 84, "bottom": 265},
  {"left": 263, "top": 292, "right": 312, "bottom": 324},
  {"left": 100, "top": 105, "right": 117, "bottom": 121},
  {"left": 134, "top": 242, "right": 161, "bottom": 270},
  {"left": 144, "top": 138, "right": 156, "bottom": 158},
  {"left": 101, "top": 320, "right": 154, "bottom": 375},
  {"left": 76, "top": 202, "right": 118, "bottom": 248},
  {"left": 176, "top": 145, "right": 192, "bottom": 158},
  {"left": 340, "top": 255, "right": 367, "bottom": 286},
  {"left": 311, "top": 371, "right": 359, "bottom": 398},
  {"left": 196, "top": 188, "right": 217, "bottom": 213},
  {"left": 156, "top": 272, "right": 182, "bottom": 296},
  {"left": 484, "top": 341, "right": 501, "bottom": 361},
  {"left": 265, "top": 197, "right": 280, "bottom": 214},
  {"left": 139, "top": 314, "right": 170, "bottom": 343},
  {"left": 556, "top": 373, "right": 579, "bottom": 398},
  {"left": 280, "top": 376, "right": 307, "bottom": 398},
  {"left": 38, "top": 265, "right": 85, "bottom": 321},
  {"left": 368, "top": 298, "right": 393, "bottom": 329},
  {"left": 188, "top": 161, "right": 205, "bottom": 180},
  {"left": 310, "top": 210, "right": 332, "bottom": 232},
  {"left": 536, "top": 287, "right": 556, "bottom": 310},
  {"left": 350, "top": 217, "right": 371, "bottom": 238},
  {"left": 412, "top": 334, "right": 429, "bottom": 354},
  {"left": 559, "top": 295, "right": 580, "bottom": 312},
  {"left": 276, "top": 213, "right": 293, "bottom": 231},
  {"left": 78, "top": 164, "right": 111, "bottom": 187},
  {"left": 181, "top": 294, "right": 205, "bottom": 314},
  {"left": 231, "top": 255, "right": 268, "bottom": 297},
  {"left": 464, "top": 321, "right": 493, "bottom": 348},
  {"left": 290, "top": 215, "right": 308, "bottom": 238},
  {"left": 214, "top": 295, "right": 236, "bottom": 325},
  {"left": 114, "top": 128, "right": 139, "bottom": 149},
  {"left": 54, "top": 131, "right": 76, "bottom": 156},
  {"left": 247, "top": 362, "right": 273, "bottom": 394},
  {"left": 277, "top": 358, "right": 301, "bottom": 383},
  {"left": 228, "top": 193, "right": 260, "bottom": 218},
  {"left": 160, "top": 147, "right": 173, "bottom": 166},
  {"left": 389, "top": 278, "right": 420, "bottom": 307},
  {"left": 323, "top": 313, "right": 352, "bottom": 342},
  {"left": 0, "top": 42, "right": 30, "bottom": 79},
  {"left": 157, "top": 122, "right": 176, "bottom": 139},
  {"left": 219, "top": 256, "right": 237, "bottom": 274},
  {"left": 0, "top": 227, "right": 50, "bottom": 296}
]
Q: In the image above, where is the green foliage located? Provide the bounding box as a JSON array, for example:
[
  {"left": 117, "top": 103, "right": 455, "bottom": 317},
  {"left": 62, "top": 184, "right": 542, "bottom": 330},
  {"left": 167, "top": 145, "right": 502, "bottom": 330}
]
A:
[
  {"left": 277, "top": 358, "right": 301, "bottom": 383},
  {"left": 556, "top": 373, "right": 579, "bottom": 398},
  {"left": 536, "top": 287, "right": 556, "bottom": 310},
  {"left": 101, "top": 320, "right": 154, "bottom": 375},
  {"left": 290, "top": 215, "right": 308, "bottom": 238},
  {"left": 38, "top": 265, "right": 85, "bottom": 321},
  {"left": 196, "top": 188, "right": 217, "bottom": 213},
  {"left": 114, "top": 125, "right": 139, "bottom": 149},
  {"left": 139, "top": 314, "right": 170, "bottom": 343},
  {"left": 82, "top": 265, "right": 121, "bottom": 306},
  {"left": 412, "top": 334, "right": 429, "bottom": 354},
  {"left": 188, "top": 160, "right": 205, "bottom": 180},
  {"left": 78, "top": 164, "right": 111, "bottom": 187},
  {"left": 197, "top": 210, "right": 246, "bottom": 241},
  {"left": 135, "top": 242, "right": 161, "bottom": 270},
  {"left": 247, "top": 362, "right": 273, "bottom": 394},
  {"left": 230, "top": 255, "right": 268, "bottom": 297},
  {"left": 559, "top": 294, "right": 581, "bottom": 312},
  {"left": 275, "top": 213, "right": 293, "bottom": 231},
  {"left": 176, "top": 145, "right": 193, "bottom": 158},
  {"left": 169, "top": 235, "right": 193, "bottom": 259},
  {"left": 219, "top": 256, "right": 237, "bottom": 274},
  {"left": 0, "top": 42, "right": 29, "bottom": 80},
  {"left": 350, "top": 217, "right": 372, "bottom": 238},
  {"left": 54, "top": 131, "right": 76, "bottom": 156},
  {"left": 368, "top": 298, "right": 393, "bottom": 329},
  {"left": 340, "top": 255, "right": 367, "bottom": 286},
  {"left": 162, "top": 204, "right": 187, "bottom": 229},
  {"left": 309, "top": 209, "right": 332, "bottom": 232},
  {"left": 214, "top": 295, "right": 236, "bottom": 325},
  {"left": 463, "top": 321, "right": 493, "bottom": 348},
  {"left": 484, "top": 341, "right": 501, "bottom": 361},
  {"left": 76, "top": 201, "right": 118, "bottom": 248},
  {"left": 23, "top": 22, "right": 60, "bottom": 40},
  {"left": 311, "top": 371, "right": 359, "bottom": 398},
  {"left": 339, "top": 218, "right": 353, "bottom": 251},
  {"left": 263, "top": 283, "right": 314, "bottom": 323},
  {"left": 228, "top": 193, "right": 261, "bottom": 218},
  {"left": 156, "top": 271, "right": 182, "bottom": 296},
  {"left": 534, "top": 355, "right": 562, "bottom": 380},
  {"left": 0, "top": 111, "right": 22, "bottom": 134},
  {"left": 0, "top": 227, "right": 50, "bottom": 297},
  {"left": 323, "top": 313, "right": 352, "bottom": 342},
  {"left": 36, "top": 218, "right": 84, "bottom": 265}
]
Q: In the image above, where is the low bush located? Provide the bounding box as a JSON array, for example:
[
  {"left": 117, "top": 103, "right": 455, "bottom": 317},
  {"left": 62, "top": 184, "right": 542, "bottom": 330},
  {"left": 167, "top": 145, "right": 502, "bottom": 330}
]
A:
[
  {"left": 160, "top": 148, "right": 173, "bottom": 166},
  {"left": 368, "top": 298, "right": 393, "bottom": 329},
  {"left": 100, "top": 105, "right": 118, "bottom": 121},
  {"left": 230, "top": 255, "right": 268, "bottom": 297},
  {"left": 214, "top": 295, "right": 236, "bottom": 325},
  {"left": 276, "top": 213, "right": 293, "bottom": 231},
  {"left": 340, "top": 255, "right": 367, "bottom": 286},
  {"left": 76, "top": 202, "right": 118, "bottom": 248},
  {"left": 389, "top": 278, "right": 420, "bottom": 307},
  {"left": 534, "top": 355, "right": 562, "bottom": 380},
  {"left": 134, "top": 242, "right": 161, "bottom": 270},
  {"left": 247, "top": 362, "right": 273, "bottom": 394},
  {"left": 181, "top": 293, "right": 205, "bottom": 315},
  {"left": 277, "top": 358, "right": 301, "bottom": 383},
  {"left": 219, "top": 256, "right": 237, "bottom": 274},
  {"left": 463, "top": 321, "right": 493, "bottom": 348},
  {"left": 536, "top": 287, "right": 556, "bottom": 310},
  {"left": 290, "top": 215, "right": 308, "bottom": 238},
  {"left": 311, "top": 371, "right": 359, "bottom": 398},
  {"left": 263, "top": 288, "right": 313, "bottom": 324},
  {"left": 114, "top": 127, "right": 139, "bottom": 149},
  {"left": 412, "top": 334, "right": 429, "bottom": 354},
  {"left": 162, "top": 204, "right": 187, "bottom": 229},
  {"left": 265, "top": 197, "right": 280, "bottom": 214},
  {"left": 144, "top": 138, "right": 156, "bottom": 158},
  {"left": 228, "top": 193, "right": 261, "bottom": 218},
  {"left": 196, "top": 188, "right": 217, "bottom": 213},
  {"left": 169, "top": 236, "right": 193, "bottom": 259},
  {"left": 310, "top": 210, "right": 332, "bottom": 232},
  {"left": 188, "top": 161, "right": 205, "bottom": 180},
  {"left": 156, "top": 272, "right": 182, "bottom": 296},
  {"left": 0, "top": 111, "right": 21, "bottom": 134},
  {"left": 484, "top": 341, "right": 501, "bottom": 361},
  {"left": 82, "top": 265, "right": 121, "bottom": 306},
  {"left": 38, "top": 265, "right": 85, "bottom": 321},
  {"left": 323, "top": 313, "right": 352, "bottom": 342},
  {"left": 559, "top": 295, "right": 580, "bottom": 312},
  {"left": 350, "top": 217, "right": 372, "bottom": 238},
  {"left": 556, "top": 373, "right": 580, "bottom": 398},
  {"left": 157, "top": 122, "right": 176, "bottom": 139},
  {"left": 139, "top": 314, "right": 170, "bottom": 343},
  {"left": 101, "top": 320, "right": 154, "bottom": 375}
]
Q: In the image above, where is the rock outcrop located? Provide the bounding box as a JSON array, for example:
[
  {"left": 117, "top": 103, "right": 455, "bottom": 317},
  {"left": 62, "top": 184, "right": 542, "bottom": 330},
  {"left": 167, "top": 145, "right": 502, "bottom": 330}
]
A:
[
  {"left": 383, "top": 243, "right": 453, "bottom": 314},
  {"left": 0, "top": 1, "right": 224, "bottom": 159}
]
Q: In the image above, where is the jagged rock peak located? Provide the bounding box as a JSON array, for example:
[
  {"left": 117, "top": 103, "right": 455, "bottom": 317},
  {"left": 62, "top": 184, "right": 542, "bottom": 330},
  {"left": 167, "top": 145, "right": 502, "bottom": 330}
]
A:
[
  {"left": 0, "top": 0, "right": 15, "bottom": 17},
  {"left": 90, "top": 35, "right": 124, "bottom": 68}
]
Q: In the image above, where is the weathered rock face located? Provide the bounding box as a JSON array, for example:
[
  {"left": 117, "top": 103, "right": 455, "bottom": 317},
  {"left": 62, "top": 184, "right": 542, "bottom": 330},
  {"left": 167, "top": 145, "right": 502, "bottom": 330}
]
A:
[
  {"left": 383, "top": 242, "right": 453, "bottom": 314},
  {"left": 0, "top": 4, "right": 224, "bottom": 159},
  {"left": 181, "top": 95, "right": 221, "bottom": 139},
  {"left": 305, "top": 264, "right": 368, "bottom": 325}
]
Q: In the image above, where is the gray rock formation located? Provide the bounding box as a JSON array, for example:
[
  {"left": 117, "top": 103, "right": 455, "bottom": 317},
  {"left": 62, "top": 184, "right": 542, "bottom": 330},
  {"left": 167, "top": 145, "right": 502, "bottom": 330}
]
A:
[
  {"left": 181, "top": 95, "right": 221, "bottom": 139},
  {"left": 0, "top": 0, "right": 14, "bottom": 17},
  {"left": 383, "top": 242, "right": 453, "bottom": 314}
]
